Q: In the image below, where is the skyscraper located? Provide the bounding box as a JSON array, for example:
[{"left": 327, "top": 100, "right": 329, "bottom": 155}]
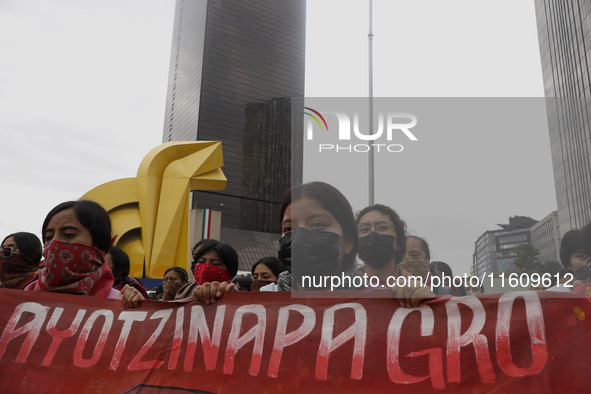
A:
[
  {"left": 162, "top": 0, "right": 305, "bottom": 264},
  {"left": 535, "top": 1, "right": 591, "bottom": 236}
]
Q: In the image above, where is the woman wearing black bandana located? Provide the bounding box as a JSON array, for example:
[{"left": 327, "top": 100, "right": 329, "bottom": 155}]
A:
[{"left": 356, "top": 204, "right": 435, "bottom": 307}]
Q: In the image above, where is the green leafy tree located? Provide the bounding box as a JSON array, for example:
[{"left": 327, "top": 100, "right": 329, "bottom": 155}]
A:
[
  {"left": 509, "top": 244, "right": 563, "bottom": 276},
  {"left": 540, "top": 260, "right": 563, "bottom": 276},
  {"left": 512, "top": 244, "right": 542, "bottom": 274}
]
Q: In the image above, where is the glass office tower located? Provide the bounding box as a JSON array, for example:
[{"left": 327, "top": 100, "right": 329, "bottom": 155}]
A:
[
  {"left": 162, "top": 0, "right": 305, "bottom": 240},
  {"left": 535, "top": 0, "right": 591, "bottom": 235}
]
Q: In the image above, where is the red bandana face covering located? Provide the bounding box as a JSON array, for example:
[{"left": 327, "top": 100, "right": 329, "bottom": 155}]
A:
[
  {"left": 39, "top": 240, "right": 114, "bottom": 297},
  {"left": 0, "top": 254, "right": 38, "bottom": 289},
  {"left": 194, "top": 263, "right": 233, "bottom": 285}
]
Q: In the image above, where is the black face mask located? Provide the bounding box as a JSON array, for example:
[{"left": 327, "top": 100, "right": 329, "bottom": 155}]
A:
[
  {"left": 286, "top": 228, "right": 341, "bottom": 282},
  {"left": 358, "top": 231, "right": 396, "bottom": 269},
  {"left": 278, "top": 233, "right": 292, "bottom": 269},
  {"left": 574, "top": 265, "right": 591, "bottom": 283}
]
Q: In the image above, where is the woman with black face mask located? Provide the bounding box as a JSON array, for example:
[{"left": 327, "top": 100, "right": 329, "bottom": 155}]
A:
[
  {"left": 192, "top": 182, "right": 361, "bottom": 301},
  {"left": 265, "top": 181, "right": 361, "bottom": 291},
  {"left": 356, "top": 204, "right": 408, "bottom": 284},
  {"left": 356, "top": 204, "right": 435, "bottom": 307}
]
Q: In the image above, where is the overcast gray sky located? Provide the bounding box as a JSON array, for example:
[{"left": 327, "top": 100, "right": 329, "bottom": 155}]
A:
[
  {"left": 304, "top": 0, "right": 553, "bottom": 276},
  {"left": 0, "top": 0, "right": 552, "bottom": 276}
]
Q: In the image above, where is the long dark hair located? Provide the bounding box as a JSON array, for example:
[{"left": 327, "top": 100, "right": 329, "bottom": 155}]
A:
[
  {"left": 407, "top": 235, "right": 430, "bottom": 259},
  {"left": 560, "top": 229, "right": 583, "bottom": 270},
  {"left": 108, "top": 246, "right": 130, "bottom": 277},
  {"left": 279, "top": 182, "right": 358, "bottom": 272},
  {"left": 1, "top": 232, "right": 42, "bottom": 263},
  {"left": 251, "top": 256, "right": 286, "bottom": 278},
  {"left": 191, "top": 239, "right": 220, "bottom": 272},
  {"left": 164, "top": 266, "right": 189, "bottom": 284},
  {"left": 42, "top": 200, "right": 112, "bottom": 253},
  {"left": 194, "top": 242, "right": 239, "bottom": 277},
  {"left": 356, "top": 204, "right": 407, "bottom": 265}
]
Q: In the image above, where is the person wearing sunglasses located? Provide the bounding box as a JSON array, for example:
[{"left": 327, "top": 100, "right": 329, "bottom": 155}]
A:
[
  {"left": 0, "top": 232, "right": 42, "bottom": 289},
  {"left": 24, "top": 200, "right": 145, "bottom": 307}
]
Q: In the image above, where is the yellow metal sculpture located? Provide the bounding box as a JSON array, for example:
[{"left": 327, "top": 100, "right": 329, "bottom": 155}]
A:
[{"left": 81, "top": 141, "right": 226, "bottom": 278}]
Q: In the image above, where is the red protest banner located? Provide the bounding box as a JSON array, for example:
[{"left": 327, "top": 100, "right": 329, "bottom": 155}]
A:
[{"left": 0, "top": 286, "right": 590, "bottom": 393}]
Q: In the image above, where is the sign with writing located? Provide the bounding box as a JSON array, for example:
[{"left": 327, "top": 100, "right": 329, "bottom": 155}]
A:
[{"left": 1, "top": 287, "right": 590, "bottom": 392}]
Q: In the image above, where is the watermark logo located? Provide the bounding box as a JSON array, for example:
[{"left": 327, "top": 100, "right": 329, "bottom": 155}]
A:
[
  {"left": 303, "top": 107, "right": 329, "bottom": 132},
  {"left": 303, "top": 108, "right": 418, "bottom": 153}
]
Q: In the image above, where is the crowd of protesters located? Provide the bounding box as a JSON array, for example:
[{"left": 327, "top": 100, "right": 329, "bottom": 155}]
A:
[{"left": 1, "top": 181, "right": 590, "bottom": 308}]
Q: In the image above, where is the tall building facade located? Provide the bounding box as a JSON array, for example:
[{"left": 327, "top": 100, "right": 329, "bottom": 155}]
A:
[
  {"left": 535, "top": 1, "right": 591, "bottom": 236},
  {"left": 162, "top": 0, "right": 305, "bottom": 266},
  {"left": 530, "top": 210, "right": 561, "bottom": 264},
  {"left": 473, "top": 216, "right": 537, "bottom": 275}
]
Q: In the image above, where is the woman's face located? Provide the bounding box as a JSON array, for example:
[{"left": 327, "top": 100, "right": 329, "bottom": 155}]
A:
[
  {"left": 43, "top": 208, "right": 93, "bottom": 247},
  {"left": 1, "top": 236, "right": 20, "bottom": 258},
  {"left": 163, "top": 270, "right": 185, "bottom": 285},
  {"left": 357, "top": 210, "right": 397, "bottom": 248},
  {"left": 405, "top": 237, "right": 427, "bottom": 260},
  {"left": 281, "top": 198, "right": 352, "bottom": 266},
  {"left": 197, "top": 250, "right": 227, "bottom": 272},
  {"left": 253, "top": 263, "right": 277, "bottom": 281},
  {"left": 570, "top": 251, "right": 589, "bottom": 272}
]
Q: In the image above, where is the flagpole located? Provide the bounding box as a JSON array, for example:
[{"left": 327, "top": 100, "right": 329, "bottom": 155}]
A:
[{"left": 368, "top": 0, "right": 375, "bottom": 205}]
